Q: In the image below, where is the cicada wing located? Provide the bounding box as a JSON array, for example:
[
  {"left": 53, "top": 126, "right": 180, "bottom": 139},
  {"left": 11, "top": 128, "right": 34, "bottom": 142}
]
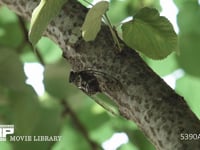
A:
[{"left": 90, "top": 93, "right": 119, "bottom": 116}]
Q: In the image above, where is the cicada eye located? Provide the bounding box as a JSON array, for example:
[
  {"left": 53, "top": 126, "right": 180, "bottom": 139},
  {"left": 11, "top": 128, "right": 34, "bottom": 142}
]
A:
[
  {"left": 69, "top": 71, "right": 82, "bottom": 83},
  {"left": 69, "top": 71, "right": 76, "bottom": 83}
]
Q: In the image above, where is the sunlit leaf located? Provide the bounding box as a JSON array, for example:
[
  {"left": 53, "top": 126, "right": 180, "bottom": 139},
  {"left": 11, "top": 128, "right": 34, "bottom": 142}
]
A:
[
  {"left": 29, "top": 0, "right": 68, "bottom": 46},
  {"left": 122, "top": 7, "right": 178, "bottom": 60},
  {"left": 81, "top": 1, "right": 109, "bottom": 41}
]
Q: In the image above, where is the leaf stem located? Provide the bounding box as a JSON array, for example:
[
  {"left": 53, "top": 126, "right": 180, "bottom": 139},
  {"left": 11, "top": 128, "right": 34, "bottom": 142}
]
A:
[
  {"left": 103, "top": 13, "right": 122, "bottom": 52},
  {"left": 17, "top": 16, "right": 45, "bottom": 66},
  {"left": 82, "top": 0, "right": 121, "bottom": 52},
  {"left": 82, "top": 0, "right": 94, "bottom": 6}
]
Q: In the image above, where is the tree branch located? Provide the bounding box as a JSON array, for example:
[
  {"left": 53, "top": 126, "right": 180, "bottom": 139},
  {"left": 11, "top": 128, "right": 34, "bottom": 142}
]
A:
[
  {"left": 1, "top": 0, "right": 200, "bottom": 149},
  {"left": 17, "top": 16, "right": 45, "bottom": 65}
]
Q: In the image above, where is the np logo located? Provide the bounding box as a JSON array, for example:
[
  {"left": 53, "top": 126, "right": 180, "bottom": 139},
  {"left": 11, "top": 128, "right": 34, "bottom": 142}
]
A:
[{"left": 0, "top": 125, "right": 14, "bottom": 141}]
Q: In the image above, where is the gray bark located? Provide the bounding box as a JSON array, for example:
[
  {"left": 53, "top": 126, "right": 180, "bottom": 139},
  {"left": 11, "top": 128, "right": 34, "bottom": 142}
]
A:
[{"left": 1, "top": 0, "right": 200, "bottom": 149}]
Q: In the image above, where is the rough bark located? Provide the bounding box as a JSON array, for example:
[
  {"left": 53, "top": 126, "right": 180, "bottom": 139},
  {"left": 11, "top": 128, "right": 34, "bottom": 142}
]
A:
[{"left": 1, "top": 0, "right": 200, "bottom": 149}]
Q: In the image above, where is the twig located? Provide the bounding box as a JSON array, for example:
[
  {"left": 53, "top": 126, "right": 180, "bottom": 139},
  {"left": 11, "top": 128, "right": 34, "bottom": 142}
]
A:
[
  {"left": 61, "top": 99, "right": 102, "bottom": 150},
  {"left": 17, "top": 16, "right": 45, "bottom": 66}
]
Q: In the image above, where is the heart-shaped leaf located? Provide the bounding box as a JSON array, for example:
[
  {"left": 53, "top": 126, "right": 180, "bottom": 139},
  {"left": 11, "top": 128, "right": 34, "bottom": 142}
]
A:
[{"left": 122, "top": 7, "right": 178, "bottom": 60}]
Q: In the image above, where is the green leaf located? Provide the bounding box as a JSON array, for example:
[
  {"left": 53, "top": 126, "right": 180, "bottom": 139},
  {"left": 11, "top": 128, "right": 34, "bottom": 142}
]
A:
[
  {"left": 130, "top": 130, "right": 155, "bottom": 150},
  {"left": 145, "top": 53, "right": 178, "bottom": 76},
  {"left": 176, "top": 75, "right": 200, "bottom": 118},
  {"left": 0, "top": 7, "right": 23, "bottom": 48},
  {"left": 81, "top": 1, "right": 109, "bottom": 41},
  {"left": 10, "top": 90, "right": 62, "bottom": 150},
  {"left": 0, "top": 48, "right": 26, "bottom": 91},
  {"left": 177, "top": 1, "right": 200, "bottom": 35},
  {"left": 176, "top": 33, "right": 200, "bottom": 77},
  {"left": 53, "top": 123, "right": 91, "bottom": 150},
  {"left": 175, "top": 2, "right": 200, "bottom": 77},
  {"left": 44, "top": 60, "right": 84, "bottom": 99},
  {"left": 122, "top": 7, "right": 178, "bottom": 60},
  {"left": 29, "top": 0, "right": 67, "bottom": 46}
]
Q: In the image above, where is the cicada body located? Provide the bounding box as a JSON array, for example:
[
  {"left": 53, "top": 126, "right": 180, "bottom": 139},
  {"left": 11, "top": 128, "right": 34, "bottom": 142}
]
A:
[
  {"left": 69, "top": 71, "right": 101, "bottom": 95},
  {"left": 69, "top": 70, "right": 121, "bottom": 116}
]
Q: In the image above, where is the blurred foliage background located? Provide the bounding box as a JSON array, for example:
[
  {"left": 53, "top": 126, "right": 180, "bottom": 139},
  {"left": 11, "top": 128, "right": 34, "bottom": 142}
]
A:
[{"left": 0, "top": 0, "right": 200, "bottom": 150}]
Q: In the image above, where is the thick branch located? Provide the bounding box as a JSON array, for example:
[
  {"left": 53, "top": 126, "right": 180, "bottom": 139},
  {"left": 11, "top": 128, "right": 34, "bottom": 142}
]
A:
[{"left": 1, "top": 0, "right": 200, "bottom": 149}]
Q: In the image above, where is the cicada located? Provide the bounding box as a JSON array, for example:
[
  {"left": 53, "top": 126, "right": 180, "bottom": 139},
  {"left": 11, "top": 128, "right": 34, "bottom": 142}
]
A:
[
  {"left": 69, "top": 70, "right": 121, "bottom": 116},
  {"left": 69, "top": 70, "right": 101, "bottom": 95}
]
